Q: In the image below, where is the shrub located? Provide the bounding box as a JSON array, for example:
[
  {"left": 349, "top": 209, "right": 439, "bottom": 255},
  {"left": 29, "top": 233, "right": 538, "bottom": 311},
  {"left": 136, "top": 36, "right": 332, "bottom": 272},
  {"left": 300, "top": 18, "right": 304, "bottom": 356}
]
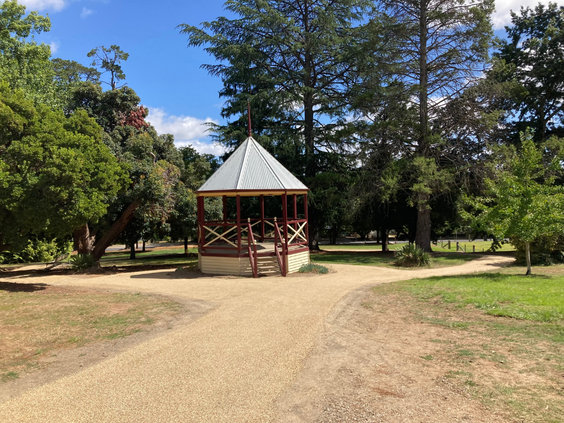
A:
[
  {"left": 298, "top": 263, "right": 329, "bottom": 274},
  {"left": 394, "top": 243, "right": 431, "bottom": 267},
  {"left": 511, "top": 236, "right": 564, "bottom": 266},
  {"left": 70, "top": 254, "right": 97, "bottom": 271},
  {"left": 0, "top": 238, "right": 72, "bottom": 264}
]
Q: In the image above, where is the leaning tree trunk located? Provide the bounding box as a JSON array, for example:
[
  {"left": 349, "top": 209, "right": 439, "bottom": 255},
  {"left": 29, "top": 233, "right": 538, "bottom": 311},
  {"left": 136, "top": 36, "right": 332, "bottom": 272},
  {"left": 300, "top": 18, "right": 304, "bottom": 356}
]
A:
[
  {"left": 92, "top": 200, "right": 141, "bottom": 262},
  {"left": 73, "top": 224, "right": 96, "bottom": 255}
]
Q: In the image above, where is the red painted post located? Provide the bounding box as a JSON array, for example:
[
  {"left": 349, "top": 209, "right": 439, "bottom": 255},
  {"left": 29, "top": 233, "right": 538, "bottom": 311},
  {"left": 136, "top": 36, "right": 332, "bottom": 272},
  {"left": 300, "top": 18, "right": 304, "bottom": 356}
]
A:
[
  {"left": 304, "top": 193, "right": 309, "bottom": 247},
  {"left": 260, "top": 195, "right": 265, "bottom": 243},
  {"left": 282, "top": 194, "right": 288, "bottom": 273},
  {"left": 293, "top": 194, "right": 298, "bottom": 232},
  {"left": 236, "top": 195, "right": 241, "bottom": 254}
]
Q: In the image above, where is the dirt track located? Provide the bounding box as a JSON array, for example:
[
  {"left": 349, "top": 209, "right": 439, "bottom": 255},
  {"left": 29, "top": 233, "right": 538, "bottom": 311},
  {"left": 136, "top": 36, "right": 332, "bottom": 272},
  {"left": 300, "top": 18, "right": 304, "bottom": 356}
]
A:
[{"left": 0, "top": 255, "right": 512, "bottom": 422}]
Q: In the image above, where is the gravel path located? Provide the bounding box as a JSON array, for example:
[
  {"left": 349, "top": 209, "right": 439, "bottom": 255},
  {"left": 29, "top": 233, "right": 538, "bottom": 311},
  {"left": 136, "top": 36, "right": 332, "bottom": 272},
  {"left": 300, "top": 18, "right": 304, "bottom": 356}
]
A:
[{"left": 0, "top": 255, "right": 511, "bottom": 422}]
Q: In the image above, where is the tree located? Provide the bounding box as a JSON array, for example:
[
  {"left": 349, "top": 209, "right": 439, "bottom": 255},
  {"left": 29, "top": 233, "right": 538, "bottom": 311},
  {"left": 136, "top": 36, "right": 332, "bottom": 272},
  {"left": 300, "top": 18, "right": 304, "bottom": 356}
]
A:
[
  {"left": 68, "top": 82, "right": 184, "bottom": 261},
  {"left": 87, "top": 45, "right": 129, "bottom": 90},
  {"left": 0, "top": 0, "right": 60, "bottom": 107},
  {"left": 462, "top": 132, "right": 564, "bottom": 275},
  {"left": 373, "top": 0, "right": 495, "bottom": 251},
  {"left": 52, "top": 58, "right": 100, "bottom": 85},
  {"left": 180, "top": 0, "right": 369, "bottom": 249},
  {"left": 0, "top": 83, "right": 127, "bottom": 253},
  {"left": 493, "top": 2, "right": 564, "bottom": 143}
]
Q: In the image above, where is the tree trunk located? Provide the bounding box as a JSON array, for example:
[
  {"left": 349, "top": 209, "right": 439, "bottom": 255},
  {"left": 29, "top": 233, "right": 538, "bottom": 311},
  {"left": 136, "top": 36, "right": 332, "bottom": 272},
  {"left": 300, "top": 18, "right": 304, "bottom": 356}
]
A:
[
  {"left": 130, "top": 243, "right": 136, "bottom": 260},
  {"left": 525, "top": 241, "right": 532, "bottom": 275},
  {"left": 142, "top": 240, "right": 146, "bottom": 252},
  {"left": 308, "top": 206, "right": 320, "bottom": 250},
  {"left": 92, "top": 200, "right": 141, "bottom": 261},
  {"left": 381, "top": 226, "right": 388, "bottom": 252},
  {"left": 414, "top": 0, "right": 432, "bottom": 253},
  {"left": 73, "top": 224, "right": 95, "bottom": 255},
  {"left": 415, "top": 199, "right": 432, "bottom": 252},
  {"left": 184, "top": 237, "right": 188, "bottom": 254}
]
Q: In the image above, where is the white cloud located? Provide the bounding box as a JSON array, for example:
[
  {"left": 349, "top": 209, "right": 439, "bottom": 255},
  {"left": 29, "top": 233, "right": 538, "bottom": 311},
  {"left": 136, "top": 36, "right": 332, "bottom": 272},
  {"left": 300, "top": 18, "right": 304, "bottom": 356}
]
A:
[
  {"left": 493, "top": 0, "right": 564, "bottom": 29},
  {"left": 80, "top": 7, "right": 93, "bottom": 18},
  {"left": 174, "top": 140, "right": 227, "bottom": 156},
  {"left": 49, "top": 40, "right": 59, "bottom": 54},
  {"left": 146, "top": 107, "right": 225, "bottom": 156},
  {"left": 17, "top": 0, "right": 67, "bottom": 11}
]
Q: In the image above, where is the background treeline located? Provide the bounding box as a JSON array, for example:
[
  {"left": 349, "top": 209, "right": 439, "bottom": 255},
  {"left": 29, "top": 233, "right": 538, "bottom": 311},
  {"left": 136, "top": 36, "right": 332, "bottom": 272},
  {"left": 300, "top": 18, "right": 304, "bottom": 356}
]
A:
[
  {"left": 182, "top": 0, "right": 564, "bottom": 265},
  {"left": 3, "top": 0, "right": 564, "bottom": 266},
  {"left": 0, "top": 0, "right": 220, "bottom": 264}
]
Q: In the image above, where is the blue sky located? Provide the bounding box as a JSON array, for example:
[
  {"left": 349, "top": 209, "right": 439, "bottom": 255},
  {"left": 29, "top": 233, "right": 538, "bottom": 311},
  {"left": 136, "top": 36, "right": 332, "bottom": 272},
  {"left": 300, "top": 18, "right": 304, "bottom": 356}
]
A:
[{"left": 17, "top": 0, "right": 563, "bottom": 155}]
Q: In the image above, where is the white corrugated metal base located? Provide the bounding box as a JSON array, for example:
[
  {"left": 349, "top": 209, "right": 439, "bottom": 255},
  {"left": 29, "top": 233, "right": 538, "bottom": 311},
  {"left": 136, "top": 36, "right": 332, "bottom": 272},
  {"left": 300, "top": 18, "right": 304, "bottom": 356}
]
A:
[{"left": 198, "top": 250, "right": 310, "bottom": 277}]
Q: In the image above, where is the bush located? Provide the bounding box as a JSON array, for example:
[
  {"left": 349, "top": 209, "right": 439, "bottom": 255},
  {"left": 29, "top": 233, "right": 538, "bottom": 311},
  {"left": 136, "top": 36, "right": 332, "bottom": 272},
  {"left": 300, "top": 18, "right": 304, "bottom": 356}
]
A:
[
  {"left": 298, "top": 263, "right": 329, "bottom": 274},
  {"left": 394, "top": 243, "right": 431, "bottom": 267},
  {"left": 0, "top": 238, "right": 72, "bottom": 264},
  {"left": 511, "top": 235, "right": 564, "bottom": 266},
  {"left": 70, "top": 254, "right": 97, "bottom": 271}
]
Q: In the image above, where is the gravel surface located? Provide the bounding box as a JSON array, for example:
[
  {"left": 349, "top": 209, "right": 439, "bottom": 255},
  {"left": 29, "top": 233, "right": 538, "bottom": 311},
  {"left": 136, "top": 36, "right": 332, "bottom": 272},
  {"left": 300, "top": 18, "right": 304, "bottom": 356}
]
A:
[{"left": 0, "top": 255, "right": 512, "bottom": 422}]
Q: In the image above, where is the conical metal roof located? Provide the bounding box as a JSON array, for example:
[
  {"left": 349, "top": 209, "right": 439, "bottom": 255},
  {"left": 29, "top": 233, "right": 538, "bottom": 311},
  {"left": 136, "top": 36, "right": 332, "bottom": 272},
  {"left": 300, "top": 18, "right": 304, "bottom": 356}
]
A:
[{"left": 197, "top": 137, "right": 308, "bottom": 194}]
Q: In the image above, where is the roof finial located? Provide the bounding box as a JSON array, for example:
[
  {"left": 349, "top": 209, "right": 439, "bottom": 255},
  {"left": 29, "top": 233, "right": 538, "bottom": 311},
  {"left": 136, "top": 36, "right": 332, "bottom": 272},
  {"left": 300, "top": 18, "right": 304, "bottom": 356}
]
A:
[{"left": 247, "top": 100, "right": 252, "bottom": 138}]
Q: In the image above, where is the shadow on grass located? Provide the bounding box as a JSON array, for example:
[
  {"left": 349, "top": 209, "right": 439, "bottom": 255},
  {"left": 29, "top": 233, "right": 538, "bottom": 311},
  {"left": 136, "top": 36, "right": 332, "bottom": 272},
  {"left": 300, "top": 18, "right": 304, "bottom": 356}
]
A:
[{"left": 0, "top": 281, "right": 49, "bottom": 292}]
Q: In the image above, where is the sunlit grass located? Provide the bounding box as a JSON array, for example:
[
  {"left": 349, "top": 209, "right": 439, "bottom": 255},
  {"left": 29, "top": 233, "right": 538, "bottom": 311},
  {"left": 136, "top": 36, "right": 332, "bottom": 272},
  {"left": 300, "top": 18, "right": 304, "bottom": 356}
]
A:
[{"left": 312, "top": 250, "right": 477, "bottom": 269}]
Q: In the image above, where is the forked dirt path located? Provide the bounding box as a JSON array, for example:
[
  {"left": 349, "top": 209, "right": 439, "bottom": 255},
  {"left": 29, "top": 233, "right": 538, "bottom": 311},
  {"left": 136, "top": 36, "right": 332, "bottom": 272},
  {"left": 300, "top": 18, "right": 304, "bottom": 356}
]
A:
[{"left": 0, "top": 255, "right": 511, "bottom": 422}]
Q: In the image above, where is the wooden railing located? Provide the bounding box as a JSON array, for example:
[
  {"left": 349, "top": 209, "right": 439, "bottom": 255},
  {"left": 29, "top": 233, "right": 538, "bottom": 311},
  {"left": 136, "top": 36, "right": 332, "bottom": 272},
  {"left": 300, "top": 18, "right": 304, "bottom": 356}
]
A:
[
  {"left": 247, "top": 218, "right": 258, "bottom": 278},
  {"left": 200, "top": 217, "right": 307, "bottom": 265}
]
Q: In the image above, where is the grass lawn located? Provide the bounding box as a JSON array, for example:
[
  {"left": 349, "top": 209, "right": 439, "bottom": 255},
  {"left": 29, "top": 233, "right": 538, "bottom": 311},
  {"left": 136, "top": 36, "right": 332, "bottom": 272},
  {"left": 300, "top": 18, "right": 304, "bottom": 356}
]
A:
[
  {"left": 99, "top": 247, "right": 198, "bottom": 268},
  {"left": 320, "top": 240, "right": 515, "bottom": 253},
  {"left": 0, "top": 283, "right": 182, "bottom": 383},
  {"left": 312, "top": 250, "right": 479, "bottom": 269},
  {"left": 365, "top": 265, "right": 564, "bottom": 421}
]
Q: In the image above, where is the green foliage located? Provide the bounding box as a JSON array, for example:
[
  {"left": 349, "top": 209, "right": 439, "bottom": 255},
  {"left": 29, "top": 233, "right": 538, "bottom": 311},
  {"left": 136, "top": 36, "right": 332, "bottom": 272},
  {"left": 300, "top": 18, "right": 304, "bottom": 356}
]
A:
[
  {"left": 0, "top": 1, "right": 63, "bottom": 107},
  {"left": 494, "top": 2, "right": 564, "bottom": 142},
  {"left": 462, "top": 131, "right": 564, "bottom": 273},
  {"left": 394, "top": 243, "right": 432, "bottom": 267},
  {"left": 512, "top": 236, "right": 564, "bottom": 266},
  {"left": 0, "top": 238, "right": 72, "bottom": 264},
  {"left": 87, "top": 45, "right": 129, "bottom": 90},
  {"left": 463, "top": 132, "right": 564, "bottom": 243},
  {"left": 298, "top": 263, "right": 329, "bottom": 274},
  {"left": 69, "top": 254, "right": 97, "bottom": 271},
  {"left": 0, "top": 82, "right": 128, "bottom": 252}
]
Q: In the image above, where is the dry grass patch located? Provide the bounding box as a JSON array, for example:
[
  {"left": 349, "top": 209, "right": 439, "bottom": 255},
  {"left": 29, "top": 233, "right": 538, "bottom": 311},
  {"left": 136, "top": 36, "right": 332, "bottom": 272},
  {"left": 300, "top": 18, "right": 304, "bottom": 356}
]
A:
[{"left": 0, "top": 282, "right": 182, "bottom": 382}]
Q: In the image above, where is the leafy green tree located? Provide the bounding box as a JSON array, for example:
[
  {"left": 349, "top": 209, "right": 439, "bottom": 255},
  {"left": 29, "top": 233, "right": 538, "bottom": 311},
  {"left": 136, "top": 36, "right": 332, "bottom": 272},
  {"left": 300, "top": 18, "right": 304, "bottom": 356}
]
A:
[
  {"left": 462, "top": 132, "right": 564, "bottom": 275},
  {"left": 180, "top": 0, "right": 370, "bottom": 249},
  {"left": 493, "top": 2, "right": 564, "bottom": 143},
  {"left": 87, "top": 45, "right": 129, "bottom": 90},
  {"left": 0, "top": 0, "right": 60, "bottom": 107},
  {"left": 179, "top": 145, "right": 220, "bottom": 190},
  {"left": 0, "top": 83, "right": 127, "bottom": 253},
  {"left": 68, "top": 81, "right": 185, "bottom": 261},
  {"left": 52, "top": 58, "right": 101, "bottom": 85}
]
